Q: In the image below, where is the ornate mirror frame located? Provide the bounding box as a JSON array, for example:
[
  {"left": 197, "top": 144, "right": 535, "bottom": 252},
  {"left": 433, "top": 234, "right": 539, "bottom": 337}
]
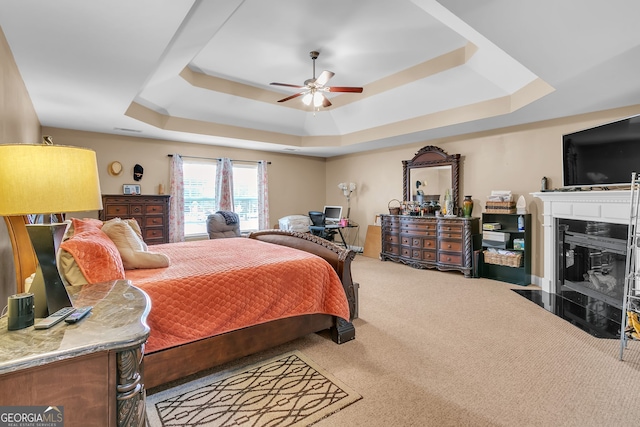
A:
[{"left": 403, "top": 145, "right": 461, "bottom": 208}]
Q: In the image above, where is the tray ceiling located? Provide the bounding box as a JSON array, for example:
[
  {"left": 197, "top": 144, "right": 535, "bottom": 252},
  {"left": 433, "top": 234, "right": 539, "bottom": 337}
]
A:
[{"left": 1, "top": 0, "right": 638, "bottom": 156}]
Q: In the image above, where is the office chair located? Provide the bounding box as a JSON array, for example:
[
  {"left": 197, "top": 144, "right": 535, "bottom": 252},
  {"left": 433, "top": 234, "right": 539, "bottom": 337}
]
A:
[{"left": 308, "top": 211, "right": 337, "bottom": 242}]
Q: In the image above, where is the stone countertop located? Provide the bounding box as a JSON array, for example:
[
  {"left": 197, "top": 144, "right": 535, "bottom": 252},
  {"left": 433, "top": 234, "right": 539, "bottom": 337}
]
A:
[{"left": 0, "top": 280, "right": 150, "bottom": 375}]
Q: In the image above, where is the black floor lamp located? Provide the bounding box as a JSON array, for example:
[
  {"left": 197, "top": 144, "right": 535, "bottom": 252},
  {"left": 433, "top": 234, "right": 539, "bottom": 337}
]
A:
[{"left": 0, "top": 141, "right": 103, "bottom": 319}]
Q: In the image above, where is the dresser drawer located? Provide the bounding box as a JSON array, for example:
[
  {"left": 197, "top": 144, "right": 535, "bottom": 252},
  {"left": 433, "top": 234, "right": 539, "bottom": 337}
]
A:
[
  {"left": 439, "top": 230, "right": 462, "bottom": 239},
  {"left": 384, "top": 234, "right": 399, "bottom": 244},
  {"left": 438, "top": 222, "right": 463, "bottom": 233},
  {"left": 106, "top": 205, "right": 129, "bottom": 216},
  {"left": 423, "top": 237, "right": 436, "bottom": 249},
  {"left": 423, "top": 250, "right": 436, "bottom": 262},
  {"left": 439, "top": 240, "right": 463, "bottom": 252},
  {"left": 145, "top": 204, "right": 165, "bottom": 215},
  {"left": 144, "top": 228, "right": 165, "bottom": 242},
  {"left": 130, "top": 205, "right": 143, "bottom": 215},
  {"left": 145, "top": 216, "right": 164, "bottom": 228},
  {"left": 383, "top": 243, "right": 399, "bottom": 255},
  {"left": 438, "top": 252, "right": 462, "bottom": 266}
]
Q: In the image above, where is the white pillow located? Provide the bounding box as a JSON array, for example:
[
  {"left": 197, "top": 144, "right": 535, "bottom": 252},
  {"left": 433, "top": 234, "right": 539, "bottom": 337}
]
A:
[{"left": 101, "top": 218, "right": 169, "bottom": 270}]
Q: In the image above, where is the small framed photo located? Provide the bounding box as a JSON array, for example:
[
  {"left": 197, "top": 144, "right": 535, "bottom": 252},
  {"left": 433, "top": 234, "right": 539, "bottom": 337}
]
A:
[{"left": 123, "top": 184, "right": 141, "bottom": 195}]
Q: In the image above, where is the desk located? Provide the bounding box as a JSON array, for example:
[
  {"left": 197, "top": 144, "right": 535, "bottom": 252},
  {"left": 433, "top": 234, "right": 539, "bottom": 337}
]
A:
[
  {"left": 0, "top": 280, "right": 150, "bottom": 427},
  {"left": 312, "top": 223, "right": 359, "bottom": 248}
]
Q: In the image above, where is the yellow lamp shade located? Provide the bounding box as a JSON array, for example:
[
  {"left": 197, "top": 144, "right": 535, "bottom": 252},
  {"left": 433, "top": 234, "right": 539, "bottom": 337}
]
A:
[{"left": 0, "top": 144, "right": 102, "bottom": 215}]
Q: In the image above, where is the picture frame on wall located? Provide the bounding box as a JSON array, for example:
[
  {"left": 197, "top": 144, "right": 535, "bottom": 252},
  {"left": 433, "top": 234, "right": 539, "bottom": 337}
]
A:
[{"left": 123, "top": 184, "right": 141, "bottom": 195}]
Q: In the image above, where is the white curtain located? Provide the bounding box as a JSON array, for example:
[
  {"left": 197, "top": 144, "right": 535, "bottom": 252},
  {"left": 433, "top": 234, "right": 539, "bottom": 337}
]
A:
[
  {"left": 169, "top": 154, "right": 185, "bottom": 243},
  {"left": 215, "top": 157, "right": 234, "bottom": 211},
  {"left": 258, "top": 160, "right": 269, "bottom": 230}
]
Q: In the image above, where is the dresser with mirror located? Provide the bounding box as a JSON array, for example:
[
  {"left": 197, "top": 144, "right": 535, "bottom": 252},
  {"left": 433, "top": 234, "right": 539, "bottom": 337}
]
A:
[{"left": 381, "top": 146, "right": 479, "bottom": 277}]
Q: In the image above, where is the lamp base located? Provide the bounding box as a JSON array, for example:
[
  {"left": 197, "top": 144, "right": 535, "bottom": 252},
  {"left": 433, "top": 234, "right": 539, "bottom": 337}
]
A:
[{"left": 26, "top": 224, "right": 72, "bottom": 318}]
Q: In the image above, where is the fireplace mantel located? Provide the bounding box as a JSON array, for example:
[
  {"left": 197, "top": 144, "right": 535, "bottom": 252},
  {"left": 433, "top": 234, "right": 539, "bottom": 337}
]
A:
[{"left": 532, "top": 190, "right": 631, "bottom": 294}]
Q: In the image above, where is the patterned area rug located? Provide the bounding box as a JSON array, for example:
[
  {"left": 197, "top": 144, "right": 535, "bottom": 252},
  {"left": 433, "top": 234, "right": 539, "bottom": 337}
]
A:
[{"left": 146, "top": 351, "right": 362, "bottom": 426}]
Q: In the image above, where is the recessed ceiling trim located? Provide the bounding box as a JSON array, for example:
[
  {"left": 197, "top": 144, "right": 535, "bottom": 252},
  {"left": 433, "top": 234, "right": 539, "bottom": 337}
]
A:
[
  {"left": 126, "top": 75, "right": 551, "bottom": 150},
  {"left": 179, "top": 44, "right": 475, "bottom": 111}
]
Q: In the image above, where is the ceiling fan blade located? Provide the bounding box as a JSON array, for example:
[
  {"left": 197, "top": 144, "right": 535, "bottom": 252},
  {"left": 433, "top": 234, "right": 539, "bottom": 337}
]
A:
[
  {"left": 270, "top": 82, "right": 305, "bottom": 89},
  {"left": 327, "top": 86, "right": 363, "bottom": 93},
  {"left": 322, "top": 95, "right": 332, "bottom": 108},
  {"left": 277, "top": 92, "right": 305, "bottom": 103},
  {"left": 314, "top": 70, "right": 335, "bottom": 87}
]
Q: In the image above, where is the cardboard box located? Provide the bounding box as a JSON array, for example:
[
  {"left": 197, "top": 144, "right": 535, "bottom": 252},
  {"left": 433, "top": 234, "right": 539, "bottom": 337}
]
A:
[{"left": 513, "top": 238, "right": 525, "bottom": 250}]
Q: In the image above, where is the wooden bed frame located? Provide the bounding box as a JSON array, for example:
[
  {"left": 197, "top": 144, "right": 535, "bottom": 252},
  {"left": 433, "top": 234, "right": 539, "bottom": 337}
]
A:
[{"left": 4, "top": 218, "right": 358, "bottom": 389}]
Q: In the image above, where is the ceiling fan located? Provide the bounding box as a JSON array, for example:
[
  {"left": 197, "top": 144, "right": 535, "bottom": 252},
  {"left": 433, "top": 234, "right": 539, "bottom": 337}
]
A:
[{"left": 270, "top": 51, "right": 363, "bottom": 108}]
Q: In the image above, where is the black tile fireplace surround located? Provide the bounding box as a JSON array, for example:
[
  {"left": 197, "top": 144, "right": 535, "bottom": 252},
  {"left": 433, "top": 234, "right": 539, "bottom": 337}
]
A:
[{"left": 513, "top": 288, "right": 621, "bottom": 339}]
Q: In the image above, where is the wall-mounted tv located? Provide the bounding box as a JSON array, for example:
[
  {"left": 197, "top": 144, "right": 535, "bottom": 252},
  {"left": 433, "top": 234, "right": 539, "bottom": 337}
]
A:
[{"left": 563, "top": 114, "right": 640, "bottom": 188}]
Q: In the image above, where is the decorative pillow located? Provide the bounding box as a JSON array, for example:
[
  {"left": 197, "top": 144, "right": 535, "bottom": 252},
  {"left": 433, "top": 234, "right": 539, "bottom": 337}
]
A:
[
  {"left": 101, "top": 218, "right": 169, "bottom": 270},
  {"left": 59, "top": 218, "right": 125, "bottom": 285}
]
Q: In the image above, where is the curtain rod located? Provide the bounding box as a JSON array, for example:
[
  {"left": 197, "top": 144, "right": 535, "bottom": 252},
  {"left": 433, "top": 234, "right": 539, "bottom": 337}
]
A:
[{"left": 167, "top": 154, "right": 270, "bottom": 164}]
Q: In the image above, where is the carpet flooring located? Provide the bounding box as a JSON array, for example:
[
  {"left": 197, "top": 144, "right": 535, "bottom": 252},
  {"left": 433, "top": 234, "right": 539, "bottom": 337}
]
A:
[{"left": 146, "top": 351, "right": 362, "bottom": 426}]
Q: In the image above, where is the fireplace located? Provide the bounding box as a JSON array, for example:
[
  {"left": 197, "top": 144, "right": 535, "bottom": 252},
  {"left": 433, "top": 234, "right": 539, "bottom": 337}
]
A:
[
  {"left": 532, "top": 190, "right": 631, "bottom": 294},
  {"left": 525, "top": 190, "right": 632, "bottom": 338},
  {"left": 556, "top": 218, "right": 626, "bottom": 308}
]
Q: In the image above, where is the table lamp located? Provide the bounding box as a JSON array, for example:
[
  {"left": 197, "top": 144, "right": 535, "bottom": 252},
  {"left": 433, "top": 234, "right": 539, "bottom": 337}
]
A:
[{"left": 0, "top": 142, "right": 102, "bottom": 319}]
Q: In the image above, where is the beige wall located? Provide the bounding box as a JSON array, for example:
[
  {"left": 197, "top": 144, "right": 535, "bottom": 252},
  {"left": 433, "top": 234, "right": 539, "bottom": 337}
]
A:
[
  {"left": 42, "top": 127, "right": 328, "bottom": 227},
  {"left": 4, "top": 22, "right": 640, "bottom": 289},
  {"left": 326, "top": 105, "right": 640, "bottom": 282},
  {"left": 0, "top": 27, "right": 41, "bottom": 299}
]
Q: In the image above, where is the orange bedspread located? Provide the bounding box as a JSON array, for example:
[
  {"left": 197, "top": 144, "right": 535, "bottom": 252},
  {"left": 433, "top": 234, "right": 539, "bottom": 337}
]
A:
[{"left": 125, "top": 238, "right": 349, "bottom": 353}]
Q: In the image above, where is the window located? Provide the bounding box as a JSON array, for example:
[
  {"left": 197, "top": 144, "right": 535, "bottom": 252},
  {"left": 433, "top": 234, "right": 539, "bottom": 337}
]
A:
[
  {"left": 182, "top": 160, "right": 259, "bottom": 236},
  {"left": 183, "top": 160, "right": 216, "bottom": 236}
]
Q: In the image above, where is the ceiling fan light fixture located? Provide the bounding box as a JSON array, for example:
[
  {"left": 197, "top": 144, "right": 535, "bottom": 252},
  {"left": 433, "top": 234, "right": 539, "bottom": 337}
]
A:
[
  {"left": 270, "top": 50, "right": 363, "bottom": 108},
  {"left": 313, "top": 92, "right": 324, "bottom": 107}
]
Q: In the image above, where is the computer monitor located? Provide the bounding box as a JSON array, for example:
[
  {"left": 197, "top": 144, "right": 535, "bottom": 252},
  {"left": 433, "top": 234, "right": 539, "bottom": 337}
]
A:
[{"left": 323, "top": 206, "right": 343, "bottom": 223}]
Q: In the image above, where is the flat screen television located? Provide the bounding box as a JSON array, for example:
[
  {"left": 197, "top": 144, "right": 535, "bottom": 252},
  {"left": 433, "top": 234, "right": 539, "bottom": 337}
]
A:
[
  {"left": 562, "top": 114, "right": 640, "bottom": 188},
  {"left": 323, "top": 206, "right": 343, "bottom": 223}
]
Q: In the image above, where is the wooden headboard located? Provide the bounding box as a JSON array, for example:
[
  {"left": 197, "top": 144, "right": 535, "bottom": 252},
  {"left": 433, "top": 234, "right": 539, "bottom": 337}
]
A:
[{"left": 4, "top": 216, "right": 38, "bottom": 294}]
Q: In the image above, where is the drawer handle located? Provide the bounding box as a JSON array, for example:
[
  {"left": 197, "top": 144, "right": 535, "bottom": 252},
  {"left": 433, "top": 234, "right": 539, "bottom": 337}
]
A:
[
  {"left": 447, "top": 244, "right": 451, "bottom": 248},
  {"left": 152, "top": 219, "right": 159, "bottom": 224},
  {"left": 115, "top": 208, "right": 121, "bottom": 212}
]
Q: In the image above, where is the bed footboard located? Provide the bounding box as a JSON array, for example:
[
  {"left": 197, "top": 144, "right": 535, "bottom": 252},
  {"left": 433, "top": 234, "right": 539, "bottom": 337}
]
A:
[{"left": 249, "top": 230, "right": 358, "bottom": 324}]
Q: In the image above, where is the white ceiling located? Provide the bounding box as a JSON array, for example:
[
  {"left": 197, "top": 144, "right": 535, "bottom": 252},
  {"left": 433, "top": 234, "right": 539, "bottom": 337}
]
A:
[{"left": 1, "top": 0, "right": 639, "bottom": 157}]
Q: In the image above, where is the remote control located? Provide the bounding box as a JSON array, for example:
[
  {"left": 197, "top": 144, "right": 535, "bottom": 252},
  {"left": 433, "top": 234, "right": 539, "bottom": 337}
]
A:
[
  {"left": 34, "top": 306, "right": 76, "bottom": 329},
  {"left": 64, "top": 306, "right": 92, "bottom": 324}
]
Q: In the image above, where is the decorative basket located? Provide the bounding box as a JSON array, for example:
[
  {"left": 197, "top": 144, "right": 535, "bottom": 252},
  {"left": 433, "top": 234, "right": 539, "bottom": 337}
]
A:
[
  {"left": 485, "top": 201, "right": 516, "bottom": 214},
  {"left": 388, "top": 199, "right": 401, "bottom": 215},
  {"left": 483, "top": 250, "right": 523, "bottom": 267}
]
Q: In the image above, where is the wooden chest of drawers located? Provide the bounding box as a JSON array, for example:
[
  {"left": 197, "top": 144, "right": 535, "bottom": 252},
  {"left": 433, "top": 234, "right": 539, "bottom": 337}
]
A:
[
  {"left": 100, "top": 194, "right": 171, "bottom": 244},
  {"left": 381, "top": 215, "right": 480, "bottom": 277}
]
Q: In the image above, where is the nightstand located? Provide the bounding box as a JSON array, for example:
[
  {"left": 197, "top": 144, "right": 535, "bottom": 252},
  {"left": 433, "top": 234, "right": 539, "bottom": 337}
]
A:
[{"left": 0, "top": 280, "right": 150, "bottom": 427}]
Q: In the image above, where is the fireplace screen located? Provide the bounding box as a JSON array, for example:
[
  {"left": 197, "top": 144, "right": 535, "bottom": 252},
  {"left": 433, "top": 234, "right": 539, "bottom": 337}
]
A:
[{"left": 557, "top": 219, "right": 627, "bottom": 308}]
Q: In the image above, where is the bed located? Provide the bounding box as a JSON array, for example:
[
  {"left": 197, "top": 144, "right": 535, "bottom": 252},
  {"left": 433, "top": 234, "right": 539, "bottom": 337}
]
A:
[{"left": 4, "top": 216, "right": 357, "bottom": 389}]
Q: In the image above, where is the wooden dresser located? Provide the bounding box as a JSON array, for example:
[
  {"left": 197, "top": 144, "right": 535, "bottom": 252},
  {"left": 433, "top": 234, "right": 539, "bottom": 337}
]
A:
[
  {"left": 381, "top": 215, "right": 480, "bottom": 277},
  {"left": 100, "top": 194, "right": 170, "bottom": 244}
]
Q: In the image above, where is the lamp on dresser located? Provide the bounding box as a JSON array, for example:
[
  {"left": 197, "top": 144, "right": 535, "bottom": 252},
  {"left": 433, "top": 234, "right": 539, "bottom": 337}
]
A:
[{"left": 0, "top": 141, "right": 102, "bottom": 319}]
